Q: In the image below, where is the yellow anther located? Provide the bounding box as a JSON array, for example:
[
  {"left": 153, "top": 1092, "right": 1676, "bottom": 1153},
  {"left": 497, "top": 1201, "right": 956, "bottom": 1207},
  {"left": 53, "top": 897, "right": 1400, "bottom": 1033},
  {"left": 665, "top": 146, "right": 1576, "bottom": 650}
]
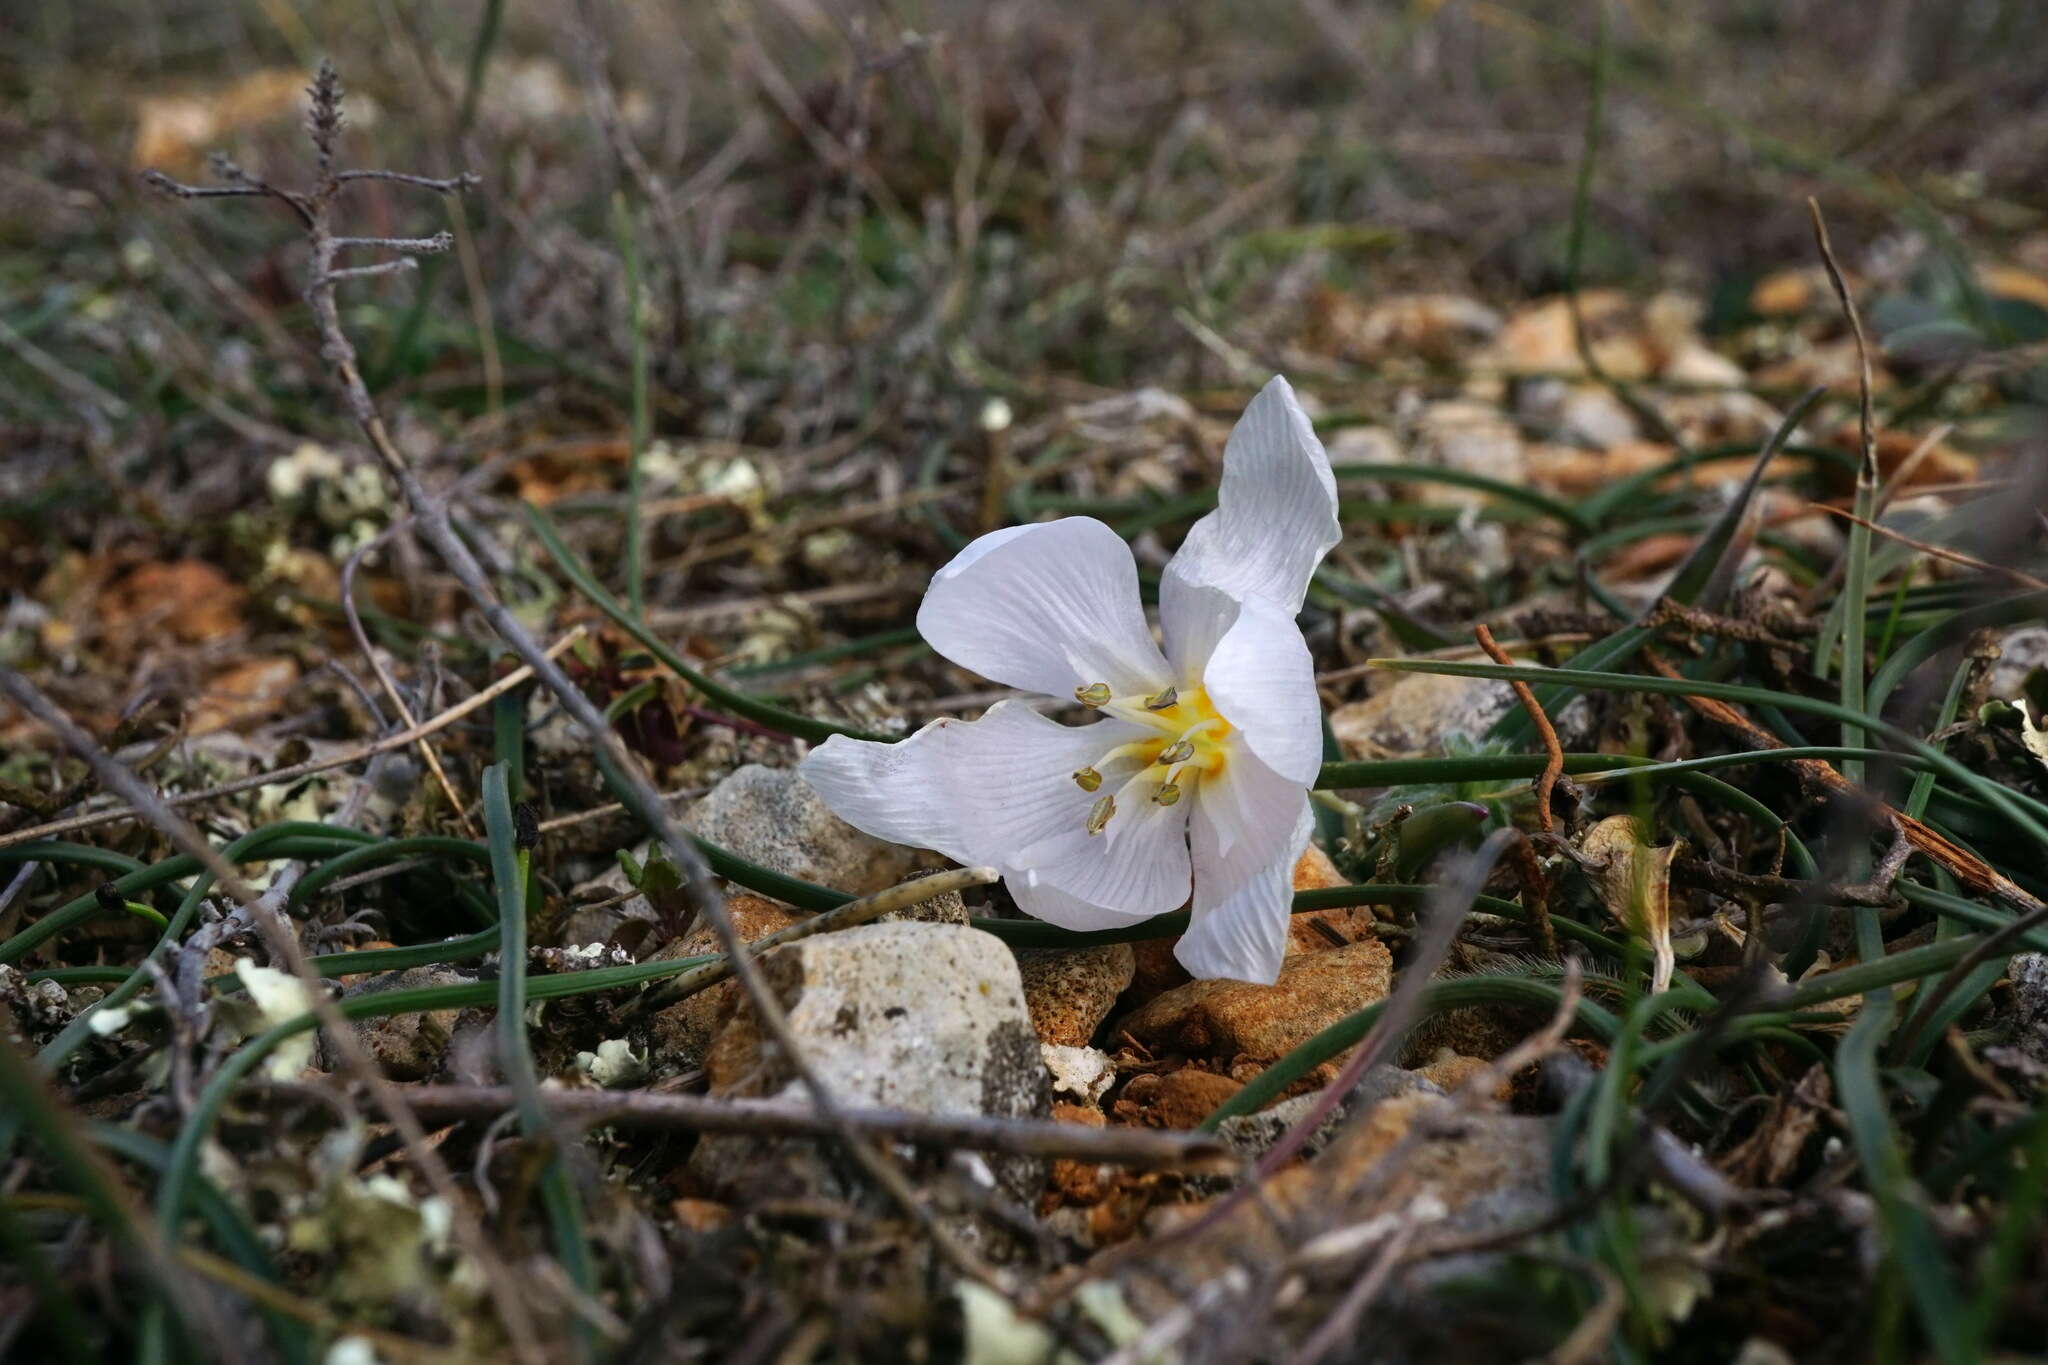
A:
[
  {"left": 1086, "top": 794, "right": 1116, "bottom": 836},
  {"left": 1152, "top": 781, "right": 1182, "bottom": 807},
  {"left": 1157, "top": 738, "right": 1195, "bottom": 766},
  {"left": 1075, "top": 682, "right": 1112, "bottom": 708},
  {"left": 1072, "top": 766, "right": 1102, "bottom": 792},
  {"left": 1144, "top": 686, "right": 1179, "bottom": 711}
]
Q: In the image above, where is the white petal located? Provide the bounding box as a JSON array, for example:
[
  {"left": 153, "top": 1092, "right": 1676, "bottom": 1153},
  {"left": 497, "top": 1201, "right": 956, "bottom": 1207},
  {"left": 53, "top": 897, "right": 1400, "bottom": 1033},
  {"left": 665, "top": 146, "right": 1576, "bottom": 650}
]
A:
[
  {"left": 917, "top": 518, "right": 1171, "bottom": 698},
  {"left": 1162, "top": 376, "right": 1339, "bottom": 615},
  {"left": 798, "top": 701, "right": 1150, "bottom": 871},
  {"left": 1014, "top": 788, "right": 1192, "bottom": 920},
  {"left": 1178, "top": 799, "right": 1313, "bottom": 984},
  {"left": 1158, "top": 577, "right": 1239, "bottom": 684},
  {"left": 1009, "top": 877, "right": 1161, "bottom": 930},
  {"left": 1204, "top": 595, "right": 1324, "bottom": 786},
  {"left": 1192, "top": 745, "right": 1311, "bottom": 902}
]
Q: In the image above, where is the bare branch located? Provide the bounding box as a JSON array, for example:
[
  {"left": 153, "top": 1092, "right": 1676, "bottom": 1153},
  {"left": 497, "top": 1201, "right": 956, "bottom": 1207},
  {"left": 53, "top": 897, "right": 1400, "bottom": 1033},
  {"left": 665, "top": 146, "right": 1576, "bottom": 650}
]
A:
[
  {"left": 140, "top": 168, "right": 312, "bottom": 228},
  {"left": 336, "top": 169, "right": 482, "bottom": 193},
  {"left": 138, "top": 172, "right": 275, "bottom": 201},
  {"left": 332, "top": 232, "right": 456, "bottom": 255},
  {"left": 314, "top": 258, "right": 421, "bottom": 287},
  {"left": 292, "top": 1083, "right": 1234, "bottom": 1168},
  {"left": 1474, "top": 622, "right": 1562, "bottom": 834}
]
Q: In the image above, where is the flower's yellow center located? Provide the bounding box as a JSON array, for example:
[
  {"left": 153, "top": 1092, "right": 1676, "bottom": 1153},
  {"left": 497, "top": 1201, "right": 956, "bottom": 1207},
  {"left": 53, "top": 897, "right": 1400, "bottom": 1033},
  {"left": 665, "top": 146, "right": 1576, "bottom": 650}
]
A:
[{"left": 1071, "top": 683, "right": 1232, "bottom": 833}]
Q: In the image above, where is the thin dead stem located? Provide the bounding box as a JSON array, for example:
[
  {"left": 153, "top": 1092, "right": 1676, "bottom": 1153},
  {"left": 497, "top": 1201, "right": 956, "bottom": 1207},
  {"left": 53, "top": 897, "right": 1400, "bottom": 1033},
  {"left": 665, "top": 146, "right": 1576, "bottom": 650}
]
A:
[
  {"left": 1807, "top": 198, "right": 1877, "bottom": 487},
  {"left": 1640, "top": 649, "right": 2040, "bottom": 915},
  {"left": 312, "top": 1083, "right": 1230, "bottom": 1167},
  {"left": 339, "top": 519, "right": 475, "bottom": 836},
  {"left": 1812, "top": 503, "right": 2048, "bottom": 590},
  {"left": 143, "top": 59, "right": 1006, "bottom": 1300},
  {"left": 1473, "top": 624, "right": 1561, "bottom": 833}
]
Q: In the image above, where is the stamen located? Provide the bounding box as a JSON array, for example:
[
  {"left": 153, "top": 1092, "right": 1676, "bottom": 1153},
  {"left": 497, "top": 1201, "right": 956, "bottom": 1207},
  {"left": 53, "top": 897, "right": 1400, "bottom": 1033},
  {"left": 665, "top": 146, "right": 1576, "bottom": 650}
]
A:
[
  {"left": 1074, "top": 682, "right": 1112, "bottom": 708},
  {"left": 1072, "top": 766, "right": 1102, "bottom": 792},
  {"left": 1152, "top": 780, "right": 1182, "bottom": 807},
  {"left": 1096, "top": 740, "right": 1158, "bottom": 766},
  {"left": 1157, "top": 738, "right": 1195, "bottom": 766},
  {"left": 1144, "top": 686, "right": 1179, "bottom": 711},
  {"left": 1086, "top": 794, "right": 1116, "bottom": 836}
]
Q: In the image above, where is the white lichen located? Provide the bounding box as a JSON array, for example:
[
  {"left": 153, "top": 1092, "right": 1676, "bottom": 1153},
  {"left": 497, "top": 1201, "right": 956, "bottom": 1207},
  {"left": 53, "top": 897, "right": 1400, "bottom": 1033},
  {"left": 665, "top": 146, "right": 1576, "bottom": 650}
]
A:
[
  {"left": 576, "top": 1037, "right": 649, "bottom": 1088},
  {"left": 233, "top": 959, "right": 317, "bottom": 1080}
]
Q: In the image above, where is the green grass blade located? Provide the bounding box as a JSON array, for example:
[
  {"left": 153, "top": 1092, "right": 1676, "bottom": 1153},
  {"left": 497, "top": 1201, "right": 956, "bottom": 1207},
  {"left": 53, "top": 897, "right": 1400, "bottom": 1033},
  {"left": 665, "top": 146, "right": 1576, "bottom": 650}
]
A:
[
  {"left": 1838, "top": 422, "right": 1881, "bottom": 964},
  {"left": 1837, "top": 999, "right": 1972, "bottom": 1361},
  {"left": 89, "top": 1124, "right": 310, "bottom": 1363},
  {"left": 1576, "top": 441, "right": 1856, "bottom": 528},
  {"left": 523, "top": 502, "right": 892, "bottom": 744},
  {"left": 0, "top": 1033, "right": 206, "bottom": 1347},
  {"left": 0, "top": 841, "right": 147, "bottom": 879},
  {"left": 495, "top": 683, "right": 528, "bottom": 806},
  {"left": 286, "top": 835, "right": 495, "bottom": 915},
  {"left": 0, "top": 1195, "right": 93, "bottom": 1358},
  {"left": 1965, "top": 1105, "right": 2048, "bottom": 1351},
  {"left": 1868, "top": 587, "right": 2048, "bottom": 718},
  {"left": 1374, "top": 657, "right": 2048, "bottom": 849},
  {"left": 31, "top": 826, "right": 377, "bottom": 1071},
  {"left": 483, "top": 764, "right": 596, "bottom": 1352},
  {"left": 154, "top": 947, "right": 717, "bottom": 1255},
  {"left": 1488, "top": 386, "right": 1825, "bottom": 747}
]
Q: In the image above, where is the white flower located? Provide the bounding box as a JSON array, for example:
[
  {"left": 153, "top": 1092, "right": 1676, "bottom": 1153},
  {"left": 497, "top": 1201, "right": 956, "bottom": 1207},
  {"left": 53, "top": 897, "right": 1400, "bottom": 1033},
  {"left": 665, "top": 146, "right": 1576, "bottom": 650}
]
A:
[{"left": 800, "top": 377, "right": 1339, "bottom": 983}]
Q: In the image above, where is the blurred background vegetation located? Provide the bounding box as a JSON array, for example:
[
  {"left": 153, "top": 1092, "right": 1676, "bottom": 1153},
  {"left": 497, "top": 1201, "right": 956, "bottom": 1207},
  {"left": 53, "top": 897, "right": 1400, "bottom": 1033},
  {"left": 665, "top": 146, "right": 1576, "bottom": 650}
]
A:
[{"left": 4, "top": 0, "right": 2045, "bottom": 451}]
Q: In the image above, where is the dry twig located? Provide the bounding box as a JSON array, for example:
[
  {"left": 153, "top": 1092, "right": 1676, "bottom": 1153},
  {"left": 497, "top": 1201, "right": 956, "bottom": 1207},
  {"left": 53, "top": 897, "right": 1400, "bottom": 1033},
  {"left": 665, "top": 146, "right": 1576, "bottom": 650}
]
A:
[
  {"left": 1473, "top": 623, "right": 1561, "bottom": 834},
  {"left": 142, "top": 61, "right": 1004, "bottom": 1297},
  {"left": 322, "top": 1084, "right": 1231, "bottom": 1167},
  {"left": 1811, "top": 504, "right": 2048, "bottom": 590},
  {"left": 1639, "top": 649, "right": 2040, "bottom": 914}
]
